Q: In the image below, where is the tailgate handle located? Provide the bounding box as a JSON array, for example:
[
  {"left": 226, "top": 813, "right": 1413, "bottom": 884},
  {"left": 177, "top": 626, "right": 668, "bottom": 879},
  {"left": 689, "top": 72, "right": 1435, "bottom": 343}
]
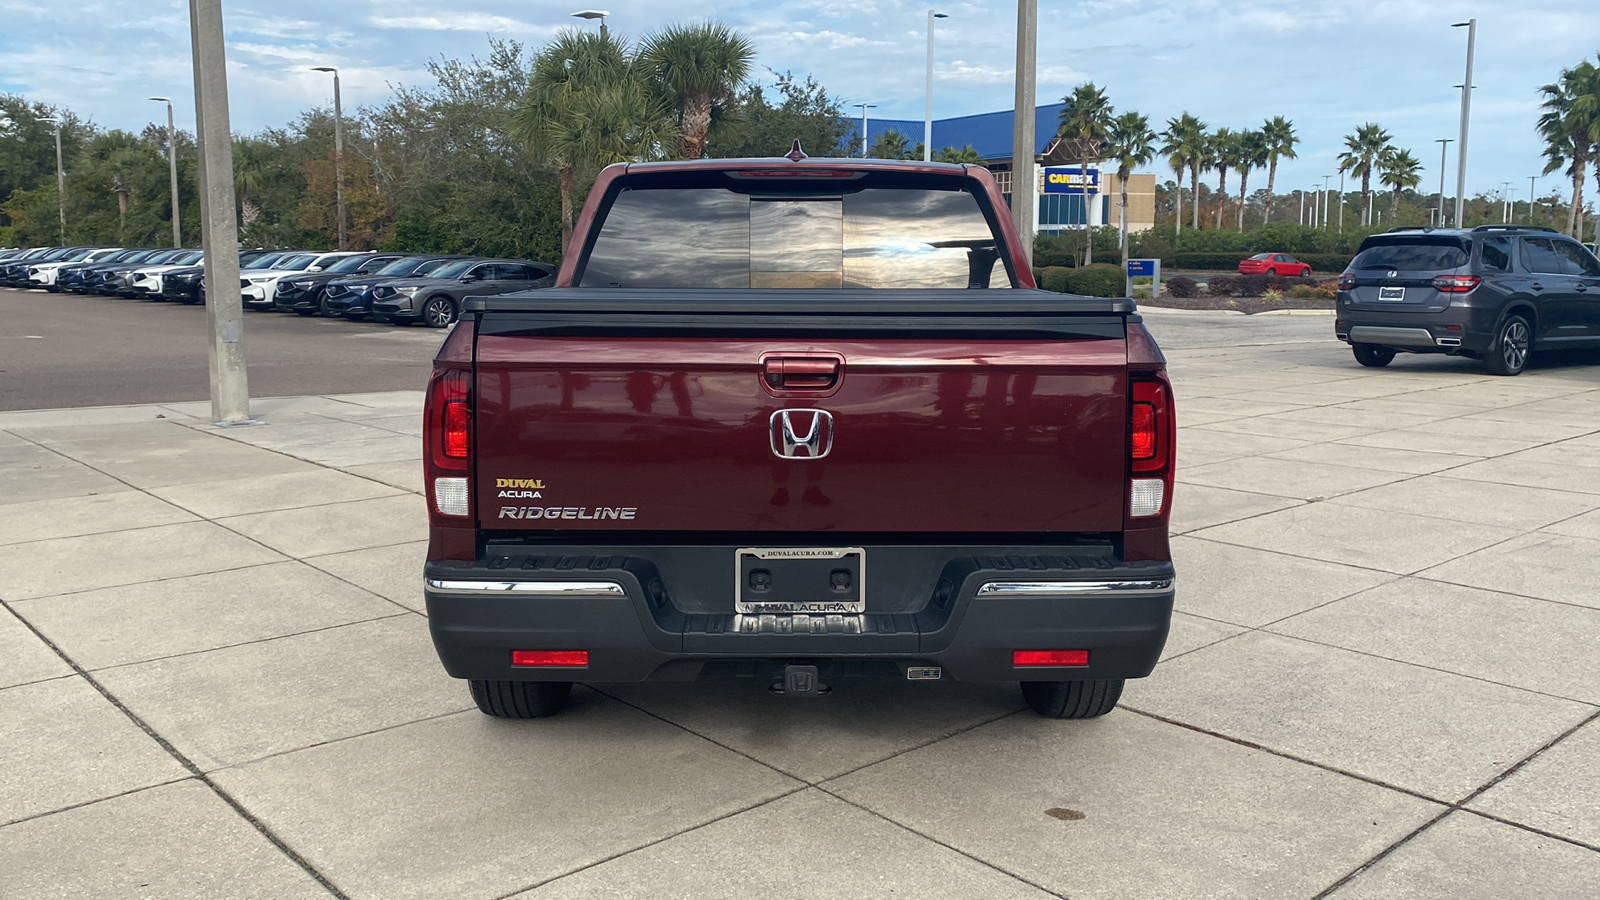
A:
[{"left": 763, "top": 357, "right": 840, "bottom": 391}]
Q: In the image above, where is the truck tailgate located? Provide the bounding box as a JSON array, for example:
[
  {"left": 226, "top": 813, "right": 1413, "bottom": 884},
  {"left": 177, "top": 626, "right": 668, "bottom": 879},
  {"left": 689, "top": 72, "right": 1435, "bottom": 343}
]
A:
[{"left": 474, "top": 304, "right": 1128, "bottom": 534}]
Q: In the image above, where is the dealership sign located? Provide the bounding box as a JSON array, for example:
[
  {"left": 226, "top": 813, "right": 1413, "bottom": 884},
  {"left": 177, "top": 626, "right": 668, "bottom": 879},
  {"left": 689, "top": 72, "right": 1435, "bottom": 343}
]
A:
[{"left": 1043, "top": 166, "right": 1100, "bottom": 195}]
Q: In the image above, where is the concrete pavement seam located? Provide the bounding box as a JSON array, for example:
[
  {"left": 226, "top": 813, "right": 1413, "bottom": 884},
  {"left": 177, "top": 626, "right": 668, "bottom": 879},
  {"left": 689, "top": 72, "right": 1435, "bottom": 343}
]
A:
[
  {"left": 0, "top": 595, "right": 356, "bottom": 900},
  {"left": 0, "top": 776, "right": 195, "bottom": 831}
]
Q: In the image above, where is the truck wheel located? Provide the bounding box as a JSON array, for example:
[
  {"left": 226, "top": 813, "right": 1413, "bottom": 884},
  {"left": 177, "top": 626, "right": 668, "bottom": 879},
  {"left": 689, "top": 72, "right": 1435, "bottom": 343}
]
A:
[
  {"left": 1021, "top": 679, "right": 1124, "bottom": 718},
  {"left": 1352, "top": 344, "right": 1395, "bottom": 368},
  {"left": 423, "top": 296, "right": 457, "bottom": 328},
  {"left": 469, "top": 680, "right": 572, "bottom": 718},
  {"left": 1485, "top": 315, "right": 1531, "bottom": 376}
]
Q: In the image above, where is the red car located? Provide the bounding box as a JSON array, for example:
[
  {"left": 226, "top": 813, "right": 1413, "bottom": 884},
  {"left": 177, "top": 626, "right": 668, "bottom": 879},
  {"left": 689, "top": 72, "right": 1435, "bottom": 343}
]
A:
[{"left": 1238, "top": 252, "right": 1312, "bottom": 276}]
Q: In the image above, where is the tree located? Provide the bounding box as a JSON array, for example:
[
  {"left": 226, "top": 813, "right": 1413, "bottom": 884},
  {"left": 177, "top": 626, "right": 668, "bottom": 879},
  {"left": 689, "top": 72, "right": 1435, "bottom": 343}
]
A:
[
  {"left": 1378, "top": 147, "right": 1423, "bottom": 220},
  {"left": 1337, "top": 122, "right": 1393, "bottom": 226},
  {"left": 934, "top": 144, "right": 985, "bottom": 164},
  {"left": 1234, "top": 129, "right": 1268, "bottom": 231},
  {"left": 868, "top": 128, "right": 912, "bottom": 160},
  {"left": 514, "top": 30, "right": 672, "bottom": 249},
  {"left": 1538, "top": 59, "right": 1600, "bottom": 237},
  {"left": 1190, "top": 128, "right": 1214, "bottom": 230},
  {"left": 1057, "top": 82, "right": 1114, "bottom": 264},
  {"left": 705, "top": 71, "right": 849, "bottom": 159},
  {"left": 1160, "top": 112, "right": 1205, "bottom": 240},
  {"left": 1259, "top": 115, "right": 1298, "bottom": 223},
  {"left": 1210, "top": 127, "right": 1238, "bottom": 229},
  {"left": 1104, "top": 111, "right": 1155, "bottom": 270},
  {"left": 638, "top": 22, "right": 755, "bottom": 159}
]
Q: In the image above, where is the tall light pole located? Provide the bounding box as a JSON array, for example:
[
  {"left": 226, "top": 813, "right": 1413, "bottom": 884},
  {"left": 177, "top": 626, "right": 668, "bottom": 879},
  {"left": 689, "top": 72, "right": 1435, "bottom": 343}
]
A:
[
  {"left": 189, "top": 0, "right": 249, "bottom": 424},
  {"left": 1012, "top": 0, "right": 1038, "bottom": 267},
  {"left": 40, "top": 116, "right": 66, "bottom": 243},
  {"left": 1452, "top": 19, "right": 1476, "bottom": 228},
  {"left": 1338, "top": 170, "right": 1345, "bottom": 231},
  {"left": 1298, "top": 188, "right": 1305, "bottom": 225},
  {"left": 1321, "top": 174, "right": 1332, "bottom": 228},
  {"left": 1528, "top": 175, "right": 1539, "bottom": 224},
  {"left": 571, "top": 9, "right": 609, "bottom": 38},
  {"left": 1434, "top": 138, "right": 1453, "bottom": 225},
  {"left": 310, "top": 67, "right": 346, "bottom": 250},
  {"left": 923, "top": 10, "right": 948, "bottom": 162},
  {"left": 149, "top": 97, "right": 182, "bottom": 247},
  {"left": 855, "top": 102, "right": 877, "bottom": 156},
  {"left": 1500, "top": 181, "right": 1513, "bottom": 223}
]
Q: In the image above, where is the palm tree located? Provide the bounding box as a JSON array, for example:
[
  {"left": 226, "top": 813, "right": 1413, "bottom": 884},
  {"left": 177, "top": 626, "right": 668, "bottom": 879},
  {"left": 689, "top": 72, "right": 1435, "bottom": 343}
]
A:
[
  {"left": 1161, "top": 112, "right": 1206, "bottom": 238},
  {"left": 1191, "top": 130, "right": 1214, "bottom": 229},
  {"left": 1337, "top": 122, "right": 1393, "bottom": 226},
  {"left": 1378, "top": 147, "right": 1423, "bottom": 221},
  {"left": 1057, "top": 82, "right": 1114, "bottom": 264},
  {"left": 1234, "top": 129, "right": 1268, "bottom": 231},
  {"left": 513, "top": 31, "right": 671, "bottom": 249},
  {"left": 869, "top": 128, "right": 911, "bottom": 159},
  {"left": 933, "top": 144, "right": 985, "bottom": 164},
  {"left": 1259, "top": 116, "right": 1298, "bottom": 223},
  {"left": 232, "top": 136, "right": 268, "bottom": 231},
  {"left": 638, "top": 22, "right": 755, "bottom": 160},
  {"left": 1210, "top": 127, "right": 1239, "bottom": 229},
  {"left": 1104, "top": 111, "right": 1156, "bottom": 270},
  {"left": 1538, "top": 59, "right": 1600, "bottom": 237}
]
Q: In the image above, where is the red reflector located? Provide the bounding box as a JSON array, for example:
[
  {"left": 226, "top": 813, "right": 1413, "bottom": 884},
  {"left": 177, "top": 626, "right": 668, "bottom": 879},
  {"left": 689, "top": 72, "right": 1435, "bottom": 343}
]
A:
[
  {"left": 512, "top": 650, "right": 589, "bottom": 667},
  {"left": 733, "top": 169, "right": 859, "bottom": 178},
  {"left": 1013, "top": 649, "right": 1090, "bottom": 667},
  {"left": 444, "top": 401, "right": 469, "bottom": 458},
  {"left": 1131, "top": 403, "right": 1156, "bottom": 459}
]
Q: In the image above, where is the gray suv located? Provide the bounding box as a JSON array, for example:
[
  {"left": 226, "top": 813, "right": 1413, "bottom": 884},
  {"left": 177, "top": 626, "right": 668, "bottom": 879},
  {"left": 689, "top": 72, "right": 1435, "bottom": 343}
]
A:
[
  {"left": 1335, "top": 225, "right": 1600, "bottom": 376},
  {"left": 369, "top": 259, "right": 555, "bottom": 327}
]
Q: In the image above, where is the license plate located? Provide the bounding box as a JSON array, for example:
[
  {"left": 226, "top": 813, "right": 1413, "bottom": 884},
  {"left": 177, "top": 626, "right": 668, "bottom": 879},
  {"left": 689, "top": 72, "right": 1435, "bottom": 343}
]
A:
[
  {"left": 1378, "top": 286, "right": 1406, "bottom": 301},
  {"left": 735, "top": 547, "right": 864, "bottom": 614}
]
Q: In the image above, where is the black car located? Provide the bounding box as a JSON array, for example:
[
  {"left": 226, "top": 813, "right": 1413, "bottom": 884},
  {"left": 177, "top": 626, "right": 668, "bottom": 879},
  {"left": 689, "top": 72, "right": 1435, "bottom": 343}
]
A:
[
  {"left": 369, "top": 259, "right": 555, "bottom": 327},
  {"left": 2, "top": 246, "right": 90, "bottom": 287},
  {"left": 60, "top": 249, "right": 161, "bottom": 293},
  {"left": 322, "top": 255, "right": 464, "bottom": 320},
  {"left": 1336, "top": 225, "right": 1600, "bottom": 376},
  {"left": 157, "top": 249, "right": 277, "bottom": 304},
  {"left": 271, "top": 252, "right": 406, "bottom": 315}
]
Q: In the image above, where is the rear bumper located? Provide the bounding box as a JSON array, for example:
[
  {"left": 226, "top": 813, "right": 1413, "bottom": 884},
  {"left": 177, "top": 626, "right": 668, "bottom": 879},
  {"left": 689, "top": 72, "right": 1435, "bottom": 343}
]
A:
[
  {"left": 1335, "top": 296, "right": 1498, "bottom": 352},
  {"left": 425, "top": 550, "right": 1175, "bottom": 684}
]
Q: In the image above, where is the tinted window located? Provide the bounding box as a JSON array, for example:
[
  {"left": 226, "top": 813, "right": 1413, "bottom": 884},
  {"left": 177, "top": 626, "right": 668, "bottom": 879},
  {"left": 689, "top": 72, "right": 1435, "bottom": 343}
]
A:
[
  {"left": 1351, "top": 239, "right": 1470, "bottom": 271},
  {"left": 467, "top": 264, "right": 495, "bottom": 280},
  {"left": 411, "top": 258, "right": 451, "bottom": 276},
  {"left": 1553, "top": 240, "right": 1600, "bottom": 276},
  {"left": 1520, "top": 238, "right": 1568, "bottom": 275},
  {"left": 495, "top": 264, "right": 532, "bottom": 280},
  {"left": 245, "top": 253, "right": 291, "bottom": 269},
  {"left": 1249, "top": 253, "right": 1272, "bottom": 260},
  {"left": 580, "top": 187, "right": 1010, "bottom": 289},
  {"left": 1480, "top": 237, "right": 1512, "bottom": 272},
  {"left": 325, "top": 254, "right": 378, "bottom": 274},
  {"left": 276, "top": 254, "right": 318, "bottom": 271}
]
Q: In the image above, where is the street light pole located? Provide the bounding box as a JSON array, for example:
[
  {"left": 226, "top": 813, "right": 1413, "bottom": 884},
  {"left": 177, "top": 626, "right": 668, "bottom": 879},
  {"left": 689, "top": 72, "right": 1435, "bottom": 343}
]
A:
[
  {"left": 311, "top": 67, "right": 346, "bottom": 250},
  {"left": 1012, "top": 0, "right": 1038, "bottom": 267},
  {"left": 150, "top": 98, "right": 182, "bottom": 247},
  {"left": 1501, "top": 182, "right": 1513, "bottom": 223},
  {"left": 571, "top": 9, "right": 610, "bottom": 39},
  {"left": 1298, "top": 188, "right": 1305, "bottom": 225},
  {"left": 855, "top": 103, "right": 877, "bottom": 157},
  {"left": 923, "top": 10, "right": 948, "bottom": 162},
  {"left": 1434, "top": 138, "right": 1453, "bottom": 225},
  {"left": 189, "top": 0, "right": 249, "bottom": 423},
  {"left": 1452, "top": 19, "right": 1476, "bottom": 228},
  {"left": 1321, "top": 174, "right": 1332, "bottom": 228},
  {"left": 1338, "top": 170, "right": 1345, "bottom": 232},
  {"left": 1528, "top": 175, "right": 1538, "bottom": 224},
  {"left": 40, "top": 117, "right": 65, "bottom": 243}
]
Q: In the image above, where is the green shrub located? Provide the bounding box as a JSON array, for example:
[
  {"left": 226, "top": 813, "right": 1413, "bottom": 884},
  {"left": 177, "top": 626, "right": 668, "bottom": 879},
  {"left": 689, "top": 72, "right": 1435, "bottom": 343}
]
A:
[
  {"left": 1061, "top": 263, "right": 1125, "bottom": 298},
  {"left": 1164, "top": 251, "right": 1353, "bottom": 272},
  {"left": 1034, "top": 266, "right": 1075, "bottom": 293},
  {"left": 1033, "top": 233, "right": 1079, "bottom": 268}
]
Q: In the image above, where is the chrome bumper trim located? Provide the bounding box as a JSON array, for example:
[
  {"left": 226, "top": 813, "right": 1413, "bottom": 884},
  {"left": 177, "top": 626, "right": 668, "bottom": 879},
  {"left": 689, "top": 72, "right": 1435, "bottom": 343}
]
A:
[
  {"left": 975, "top": 579, "right": 1175, "bottom": 600},
  {"left": 425, "top": 579, "right": 626, "bottom": 598}
]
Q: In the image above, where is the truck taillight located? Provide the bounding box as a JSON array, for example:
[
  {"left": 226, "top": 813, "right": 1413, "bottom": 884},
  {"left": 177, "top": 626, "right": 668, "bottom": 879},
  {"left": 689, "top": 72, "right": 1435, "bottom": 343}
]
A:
[
  {"left": 1129, "top": 376, "right": 1173, "bottom": 520},
  {"left": 426, "top": 368, "right": 472, "bottom": 519}
]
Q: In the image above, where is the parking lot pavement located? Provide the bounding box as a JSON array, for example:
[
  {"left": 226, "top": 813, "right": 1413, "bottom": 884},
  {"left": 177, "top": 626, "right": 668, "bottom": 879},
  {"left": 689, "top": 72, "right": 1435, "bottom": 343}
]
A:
[{"left": 3, "top": 314, "right": 1600, "bottom": 898}]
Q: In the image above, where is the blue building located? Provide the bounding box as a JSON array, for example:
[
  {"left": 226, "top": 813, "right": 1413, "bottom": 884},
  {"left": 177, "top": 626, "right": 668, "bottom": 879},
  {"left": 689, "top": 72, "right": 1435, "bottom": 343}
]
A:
[{"left": 839, "top": 103, "right": 1156, "bottom": 236}]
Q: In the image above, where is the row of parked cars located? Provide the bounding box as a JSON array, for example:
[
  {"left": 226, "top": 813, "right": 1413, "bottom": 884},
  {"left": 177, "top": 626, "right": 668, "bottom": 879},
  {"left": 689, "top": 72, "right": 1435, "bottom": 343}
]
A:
[{"left": 0, "top": 246, "right": 556, "bottom": 327}]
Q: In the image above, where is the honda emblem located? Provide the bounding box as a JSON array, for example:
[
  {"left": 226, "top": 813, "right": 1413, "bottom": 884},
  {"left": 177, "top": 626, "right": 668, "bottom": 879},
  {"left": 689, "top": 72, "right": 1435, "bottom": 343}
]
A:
[{"left": 770, "top": 409, "right": 834, "bottom": 459}]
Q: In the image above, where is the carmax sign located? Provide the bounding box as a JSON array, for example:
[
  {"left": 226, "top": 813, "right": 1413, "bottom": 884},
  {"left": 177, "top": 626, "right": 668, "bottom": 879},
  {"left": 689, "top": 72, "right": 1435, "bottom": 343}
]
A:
[{"left": 1043, "top": 166, "right": 1099, "bottom": 195}]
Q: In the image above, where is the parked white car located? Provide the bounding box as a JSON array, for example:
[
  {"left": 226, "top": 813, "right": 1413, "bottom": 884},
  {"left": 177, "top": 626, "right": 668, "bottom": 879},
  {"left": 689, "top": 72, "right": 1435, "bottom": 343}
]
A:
[
  {"left": 127, "top": 249, "right": 205, "bottom": 298},
  {"left": 239, "top": 251, "right": 368, "bottom": 309},
  {"left": 27, "top": 247, "right": 124, "bottom": 288}
]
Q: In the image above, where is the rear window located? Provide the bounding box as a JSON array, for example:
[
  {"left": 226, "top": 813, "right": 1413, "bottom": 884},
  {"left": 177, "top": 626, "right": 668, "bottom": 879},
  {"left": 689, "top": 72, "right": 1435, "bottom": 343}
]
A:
[
  {"left": 1351, "top": 238, "right": 1470, "bottom": 271},
  {"left": 579, "top": 186, "right": 1011, "bottom": 290}
]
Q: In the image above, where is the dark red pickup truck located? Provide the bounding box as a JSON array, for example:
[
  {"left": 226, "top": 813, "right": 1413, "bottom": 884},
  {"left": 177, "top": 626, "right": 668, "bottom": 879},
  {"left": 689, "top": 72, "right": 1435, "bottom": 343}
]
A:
[{"left": 422, "top": 154, "right": 1176, "bottom": 720}]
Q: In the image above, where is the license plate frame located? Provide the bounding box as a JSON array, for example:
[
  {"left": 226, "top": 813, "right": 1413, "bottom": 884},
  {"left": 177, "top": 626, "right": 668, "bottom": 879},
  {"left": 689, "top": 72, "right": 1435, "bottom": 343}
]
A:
[
  {"left": 1378, "top": 285, "right": 1406, "bottom": 302},
  {"left": 735, "top": 547, "right": 864, "bottom": 614}
]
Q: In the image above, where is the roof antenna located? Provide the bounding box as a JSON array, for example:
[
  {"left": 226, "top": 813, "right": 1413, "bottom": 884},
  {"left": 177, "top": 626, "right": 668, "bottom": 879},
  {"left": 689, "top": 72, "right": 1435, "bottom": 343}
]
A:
[{"left": 785, "top": 140, "right": 807, "bottom": 162}]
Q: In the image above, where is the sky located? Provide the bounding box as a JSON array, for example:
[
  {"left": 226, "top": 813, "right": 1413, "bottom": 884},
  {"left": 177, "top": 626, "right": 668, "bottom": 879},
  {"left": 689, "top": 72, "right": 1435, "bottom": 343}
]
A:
[{"left": 0, "top": 0, "right": 1593, "bottom": 204}]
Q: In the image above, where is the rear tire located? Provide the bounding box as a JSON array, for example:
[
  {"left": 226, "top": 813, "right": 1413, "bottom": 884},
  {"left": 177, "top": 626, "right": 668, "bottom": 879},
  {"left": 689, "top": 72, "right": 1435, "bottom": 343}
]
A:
[
  {"left": 1485, "top": 314, "right": 1531, "bottom": 376},
  {"left": 469, "top": 680, "right": 572, "bottom": 719},
  {"left": 1266, "top": 267, "right": 1277, "bottom": 276},
  {"left": 1021, "top": 679, "right": 1124, "bottom": 718},
  {"left": 1352, "top": 344, "right": 1396, "bottom": 368},
  {"left": 1301, "top": 266, "right": 1312, "bottom": 277}
]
